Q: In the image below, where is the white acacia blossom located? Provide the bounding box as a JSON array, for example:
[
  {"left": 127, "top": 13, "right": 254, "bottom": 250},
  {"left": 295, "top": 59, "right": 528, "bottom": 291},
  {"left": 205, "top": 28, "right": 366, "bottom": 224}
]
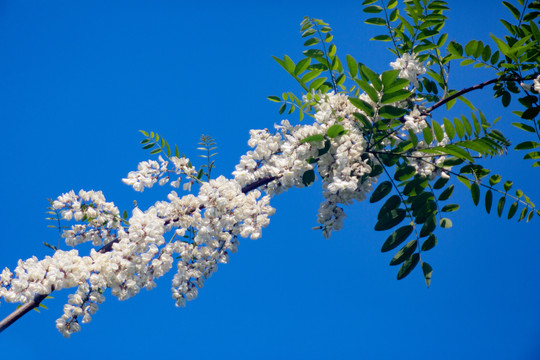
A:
[
  {"left": 390, "top": 52, "right": 427, "bottom": 87},
  {"left": 534, "top": 75, "right": 540, "bottom": 93},
  {"left": 0, "top": 53, "right": 453, "bottom": 337}
]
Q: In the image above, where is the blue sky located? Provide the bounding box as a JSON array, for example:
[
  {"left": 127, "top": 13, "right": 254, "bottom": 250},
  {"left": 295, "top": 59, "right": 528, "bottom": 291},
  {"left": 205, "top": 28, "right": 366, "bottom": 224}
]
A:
[{"left": 0, "top": 1, "right": 539, "bottom": 359}]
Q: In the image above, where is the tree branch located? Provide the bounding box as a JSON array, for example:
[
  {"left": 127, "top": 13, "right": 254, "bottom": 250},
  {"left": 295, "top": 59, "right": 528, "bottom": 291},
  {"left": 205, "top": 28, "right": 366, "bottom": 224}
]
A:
[
  {"left": 0, "top": 293, "right": 50, "bottom": 333},
  {"left": 422, "top": 74, "right": 536, "bottom": 116}
]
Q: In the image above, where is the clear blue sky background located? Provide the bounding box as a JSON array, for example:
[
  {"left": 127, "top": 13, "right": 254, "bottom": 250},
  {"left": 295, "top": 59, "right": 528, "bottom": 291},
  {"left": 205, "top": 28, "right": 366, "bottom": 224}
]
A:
[{"left": 0, "top": 1, "right": 539, "bottom": 359}]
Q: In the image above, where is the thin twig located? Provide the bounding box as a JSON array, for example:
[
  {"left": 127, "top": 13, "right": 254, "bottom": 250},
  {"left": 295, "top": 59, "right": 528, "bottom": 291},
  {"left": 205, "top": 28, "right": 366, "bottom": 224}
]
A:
[{"left": 422, "top": 74, "right": 536, "bottom": 116}]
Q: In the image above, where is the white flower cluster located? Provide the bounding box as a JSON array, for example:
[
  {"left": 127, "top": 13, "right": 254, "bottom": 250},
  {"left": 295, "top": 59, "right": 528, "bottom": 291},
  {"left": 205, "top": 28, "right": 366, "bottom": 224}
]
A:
[
  {"left": 53, "top": 190, "right": 124, "bottom": 247},
  {"left": 312, "top": 94, "right": 375, "bottom": 238},
  {"left": 1, "top": 175, "right": 274, "bottom": 336},
  {"left": 402, "top": 107, "right": 428, "bottom": 133},
  {"left": 1, "top": 54, "right": 454, "bottom": 337},
  {"left": 122, "top": 155, "right": 197, "bottom": 192},
  {"left": 534, "top": 75, "right": 540, "bottom": 93},
  {"left": 390, "top": 53, "right": 427, "bottom": 87}
]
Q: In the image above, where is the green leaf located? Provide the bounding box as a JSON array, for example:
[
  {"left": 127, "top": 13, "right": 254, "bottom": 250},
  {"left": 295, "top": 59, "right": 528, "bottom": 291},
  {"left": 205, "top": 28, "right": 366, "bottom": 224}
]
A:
[
  {"left": 490, "top": 34, "right": 510, "bottom": 56},
  {"left": 302, "top": 169, "right": 316, "bottom": 186},
  {"left": 420, "top": 215, "right": 436, "bottom": 237},
  {"left": 522, "top": 107, "right": 540, "bottom": 120},
  {"left": 304, "top": 38, "right": 320, "bottom": 47},
  {"left": 442, "top": 204, "right": 460, "bottom": 212},
  {"left": 359, "top": 64, "right": 382, "bottom": 91},
  {"left": 295, "top": 58, "right": 311, "bottom": 76},
  {"left": 267, "top": 95, "right": 281, "bottom": 102},
  {"left": 375, "top": 208, "right": 406, "bottom": 231},
  {"left": 301, "top": 70, "right": 322, "bottom": 84},
  {"left": 512, "top": 122, "right": 536, "bottom": 133},
  {"left": 502, "top": 1, "right": 521, "bottom": 19},
  {"left": 524, "top": 152, "right": 540, "bottom": 160},
  {"left": 504, "top": 181, "right": 513, "bottom": 192},
  {"left": 385, "top": 79, "right": 410, "bottom": 94},
  {"left": 519, "top": 207, "right": 528, "bottom": 222},
  {"left": 140, "top": 130, "right": 149, "bottom": 137},
  {"left": 354, "top": 79, "right": 379, "bottom": 103},
  {"left": 461, "top": 115, "right": 473, "bottom": 136},
  {"left": 501, "top": 92, "right": 511, "bottom": 107},
  {"left": 489, "top": 174, "right": 501, "bottom": 186},
  {"left": 363, "top": 5, "right": 383, "bottom": 13},
  {"left": 301, "top": 28, "right": 316, "bottom": 38},
  {"left": 464, "top": 40, "right": 479, "bottom": 57},
  {"left": 381, "top": 89, "right": 411, "bottom": 104},
  {"left": 411, "top": 192, "right": 435, "bottom": 212},
  {"left": 433, "top": 121, "right": 444, "bottom": 142},
  {"left": 403, "top": 176, "right": 429, "bottom": 196},
  {"left": 421, "top": 234, "right": 437, "bottom": 251},
  {"left": 453, "top": 117, "right": 465, "bottom": 138},
  {"left": 283, "top": 55, "right": 295, "bottom": 73},
  {"left": 309, "top": 77, "right": 327, "bottom": 90},
  {"left": 438, "top": 185, "right": 454, "bottom": 201},
  {"left": 485, "top": 189, "right": 493, "bottom": 214},
  {"left": 421, "top": 261, "right": 433, "bottom": 287},
  {"left": 394, "top": 165, "right": 416, "bottom": 181},
  {"left": 497, "top": 196, "right": 506, "bottom": 217},
  {"left": 471, "top": 182, "right": 480, "bottom": 206},
  {"left": 390, "top": 240, "right": 417, "bottom": 266},
  {"left": 349, "top": 98, "right": 374, "bottom": 116},
  {"left": 389, "top": 8, "right": 399, "bottom": 21},
  {"left": 371, "top": 34, "right": 392, "bottom": 41},
  {"left": 381, "top": 225, "right": 413, "bottom": 252},
  {"left": 300, "top": 134, "right": 325, "bottom": 144},
  {"left": 423, "top": 127, "right": 434, "bottom": 145},
  {"left": 443, "top": 118, "right": 455, "bottom": 140},
  {"left": 433, "top": 177, "right": 449, "bottom": 190},
  {"left": 365, "top": 17, "right": 387, "bottom": 25},
  {"left": 397, "top": 253, "right": 420, "bottom": 280},
  {"left": 379, "top": 105, "right": 407, "bottom": 119},
  {"left": 326, "top": 124, "right": 347, "bottom": 138},
  {"left": 507, "top": 201, "right": 518, "bottom": 219},
  {"left": 378, "top": 195, "right": 401, "bottom": 220},
  {"left": 346, "top": 55, "right": 358, "bottom": 78},
  {"left": 440, "top": 218, "right": 453, "bottom": 228},
  {"left": 447, "top": 41, "right": 463, "bottom": 57},
  {"left": 328, "top": 44, "right": 337, "bottom": 57},
  {"left": 370, "top": 181, "right": 393, "bottom": 203},
  {"left": 303, "top": 49, "right": 325, "bottom": 58},
  {"left": 318, "top": 140, "right": 331, "bottom": 156}
]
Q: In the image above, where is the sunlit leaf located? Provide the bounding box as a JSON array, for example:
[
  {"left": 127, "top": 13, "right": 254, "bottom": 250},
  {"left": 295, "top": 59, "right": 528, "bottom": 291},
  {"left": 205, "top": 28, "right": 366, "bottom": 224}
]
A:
[
  {"left": 397, "top": 253, "right": 420, "bottom": 280},
  {"left": 381, "top": 225, "right": 413, "bottom": 252},
  {"left": 390, "top": 240, "right": 417, "bottom": 266},
  {"left": 421, "top": 261, "right": 433, "bottom": 287},
  {"left": 375, "top": 209, "right": 406, "bottom": 231}
]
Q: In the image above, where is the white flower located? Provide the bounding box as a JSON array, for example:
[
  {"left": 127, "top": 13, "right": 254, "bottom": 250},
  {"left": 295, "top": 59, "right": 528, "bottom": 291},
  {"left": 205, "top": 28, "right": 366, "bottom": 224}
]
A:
[
  {"left": 533, "top": 75, "right": 540, "bottom": 93},
  {"left": 390, "top": 53, "right": 426, "bottom": 87},
  {"left": 403, "top": 107, "right": 428, "bottom": 133}
]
